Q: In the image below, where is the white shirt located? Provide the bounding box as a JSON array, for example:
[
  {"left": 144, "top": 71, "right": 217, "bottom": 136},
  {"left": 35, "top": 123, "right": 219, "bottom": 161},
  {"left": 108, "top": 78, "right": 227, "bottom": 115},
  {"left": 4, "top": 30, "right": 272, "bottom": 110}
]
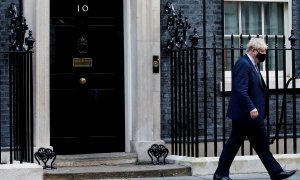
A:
[{"left": 246, "top": 53, "right": 257, "bottom": 67}]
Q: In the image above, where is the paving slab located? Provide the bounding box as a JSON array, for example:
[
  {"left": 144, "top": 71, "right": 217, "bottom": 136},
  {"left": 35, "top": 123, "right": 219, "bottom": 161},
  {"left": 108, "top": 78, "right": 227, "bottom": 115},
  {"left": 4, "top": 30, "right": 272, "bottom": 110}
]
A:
[
  {"left": 97, "top": 170, "right": 300, "bottom": 180},
  {"left": 44, "top": 164, "right": 191, "bottom": 180}
]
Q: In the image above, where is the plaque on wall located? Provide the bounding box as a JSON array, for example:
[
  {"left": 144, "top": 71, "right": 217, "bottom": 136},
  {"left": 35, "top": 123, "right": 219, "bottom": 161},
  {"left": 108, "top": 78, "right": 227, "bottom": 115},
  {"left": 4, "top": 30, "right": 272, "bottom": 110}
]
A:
[{"left": 73, "top": 58, "right": 92, "bottom": 67}]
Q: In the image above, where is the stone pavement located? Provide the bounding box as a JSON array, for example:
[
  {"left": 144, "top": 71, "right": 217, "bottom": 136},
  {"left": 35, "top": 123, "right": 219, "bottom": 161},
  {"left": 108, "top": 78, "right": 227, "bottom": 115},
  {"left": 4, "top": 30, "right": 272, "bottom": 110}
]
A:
[
  {"left": 48, "top": 153, "right": 300, "bottom": 180},
  {"left": 98, "top": 171, "right": 300, "bottom": 180}
]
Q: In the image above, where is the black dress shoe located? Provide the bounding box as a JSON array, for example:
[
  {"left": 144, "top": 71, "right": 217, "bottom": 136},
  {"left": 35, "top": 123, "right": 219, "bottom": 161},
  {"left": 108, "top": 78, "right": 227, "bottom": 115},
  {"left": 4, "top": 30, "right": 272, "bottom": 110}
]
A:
[
  {"left": 271, "top": 170, "right": 296, "bottom": 180},
  {"left": 213, "top": 174, "right": 232, "bottom": 180}
]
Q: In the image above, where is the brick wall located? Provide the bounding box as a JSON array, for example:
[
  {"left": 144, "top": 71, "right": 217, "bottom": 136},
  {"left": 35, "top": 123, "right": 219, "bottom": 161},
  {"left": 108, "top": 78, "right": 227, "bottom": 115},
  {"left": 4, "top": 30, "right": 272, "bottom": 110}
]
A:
[
  {"left": 292, "top": 0, "right": 300, "bottom": 77},
  {"left": 160, "top": 0, "right": 224, "bottom": 140},
  {"left": 160, "top": 0, "right": 300, "bottom": 144},
  {"left": 0, "top": 0, "right": 18, "bottom": 147}
]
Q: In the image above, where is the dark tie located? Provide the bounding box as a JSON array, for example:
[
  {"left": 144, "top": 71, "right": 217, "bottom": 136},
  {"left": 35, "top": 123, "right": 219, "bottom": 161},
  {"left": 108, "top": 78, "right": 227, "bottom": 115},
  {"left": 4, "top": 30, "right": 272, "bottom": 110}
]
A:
[
  {"left": 255, "top": 64, "right": 266, "bottom": 88},
  {"left": 254, "top": 64, "right": 262, "bottom": 78},
  {"left": 255, "top": 64, "right": 260, "bottom": 73}
]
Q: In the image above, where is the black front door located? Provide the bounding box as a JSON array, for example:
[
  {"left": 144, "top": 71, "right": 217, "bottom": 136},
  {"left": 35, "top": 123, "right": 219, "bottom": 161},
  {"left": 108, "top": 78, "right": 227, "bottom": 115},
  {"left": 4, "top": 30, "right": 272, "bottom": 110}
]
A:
[{"left": 50, "top": 0, "right": 124, "bottom": 154}]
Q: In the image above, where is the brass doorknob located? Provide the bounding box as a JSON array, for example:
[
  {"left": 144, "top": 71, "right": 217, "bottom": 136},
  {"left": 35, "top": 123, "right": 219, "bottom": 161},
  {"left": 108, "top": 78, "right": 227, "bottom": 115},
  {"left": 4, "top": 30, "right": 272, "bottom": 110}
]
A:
[{"left": 79, "top": 78, "right": 86, "bottom": 84}]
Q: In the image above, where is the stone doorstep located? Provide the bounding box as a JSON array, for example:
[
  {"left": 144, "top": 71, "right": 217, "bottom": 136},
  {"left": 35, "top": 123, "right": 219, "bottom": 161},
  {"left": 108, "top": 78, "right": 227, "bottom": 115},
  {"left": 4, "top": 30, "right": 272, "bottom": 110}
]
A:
[
  {"left": 53, "top": 152, "right": 138, "bottom": 167},
  {"left": 43, "top": 164, "right": 191, "bottom": 180},
  {"left": 43, "top": 152, "right": 192, "bottom": 179},
  {"left": 166, "top": 154, "right": 300, "bottom": 176}
]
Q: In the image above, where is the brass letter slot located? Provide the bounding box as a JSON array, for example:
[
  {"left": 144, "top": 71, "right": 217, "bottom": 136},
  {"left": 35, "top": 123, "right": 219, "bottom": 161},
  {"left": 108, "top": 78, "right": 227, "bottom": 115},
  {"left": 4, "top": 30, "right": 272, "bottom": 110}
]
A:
[{"left": 73, "top": 58, "right": 92, "bottom": 67}]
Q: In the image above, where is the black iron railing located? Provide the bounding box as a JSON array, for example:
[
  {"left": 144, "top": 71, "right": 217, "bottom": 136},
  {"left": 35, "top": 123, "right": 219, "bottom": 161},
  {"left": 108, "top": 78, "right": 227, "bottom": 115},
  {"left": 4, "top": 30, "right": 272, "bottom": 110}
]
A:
[
  {"left": 0, "top": 51, "right": 34, "bottom": 164},
  {"left": 168, "top": 32, "right": 300, "bottom": 157},
  {"left": 164, "top": 0, "right": 300, "bottom": 158},
  {"left": 9, "top": 51, "right": 34, "bottom": 163},
  {"left": 0, "top": 2, "right": 34, "bottom": 164}
]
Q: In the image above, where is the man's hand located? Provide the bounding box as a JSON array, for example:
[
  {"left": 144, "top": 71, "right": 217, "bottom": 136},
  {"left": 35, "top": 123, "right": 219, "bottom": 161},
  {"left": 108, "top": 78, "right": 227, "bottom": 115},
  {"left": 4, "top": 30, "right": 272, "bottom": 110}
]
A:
[{"left": 250, "top": 108, "right": 259, "bottom": 119}]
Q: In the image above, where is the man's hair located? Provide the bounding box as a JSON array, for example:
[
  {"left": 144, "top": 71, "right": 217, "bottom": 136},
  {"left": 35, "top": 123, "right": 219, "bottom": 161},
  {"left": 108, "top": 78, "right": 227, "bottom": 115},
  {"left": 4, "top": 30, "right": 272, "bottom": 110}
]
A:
[{"left": 246, "top": 37, "right": 268, "bottom": 52}]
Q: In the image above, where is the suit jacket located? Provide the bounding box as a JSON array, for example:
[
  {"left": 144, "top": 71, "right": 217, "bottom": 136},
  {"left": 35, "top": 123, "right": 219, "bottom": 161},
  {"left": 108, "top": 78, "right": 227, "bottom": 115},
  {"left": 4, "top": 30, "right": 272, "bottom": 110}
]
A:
[{"left": 226, "top": 54, "right": 267, "bottom": 125}]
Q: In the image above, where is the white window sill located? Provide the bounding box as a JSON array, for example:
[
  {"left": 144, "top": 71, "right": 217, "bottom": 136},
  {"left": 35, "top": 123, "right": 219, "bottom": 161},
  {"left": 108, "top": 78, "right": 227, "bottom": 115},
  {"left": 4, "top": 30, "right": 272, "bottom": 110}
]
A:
[{"left": 220, "top": 74, "right": 300, "bottom": 92}]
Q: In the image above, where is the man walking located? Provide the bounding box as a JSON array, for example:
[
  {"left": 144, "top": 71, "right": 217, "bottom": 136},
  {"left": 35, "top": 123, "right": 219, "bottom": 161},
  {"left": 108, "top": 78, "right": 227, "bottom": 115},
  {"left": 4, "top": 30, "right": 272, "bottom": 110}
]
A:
[{"left": 213, "top": 38, "right": 296, "bottom": 180}]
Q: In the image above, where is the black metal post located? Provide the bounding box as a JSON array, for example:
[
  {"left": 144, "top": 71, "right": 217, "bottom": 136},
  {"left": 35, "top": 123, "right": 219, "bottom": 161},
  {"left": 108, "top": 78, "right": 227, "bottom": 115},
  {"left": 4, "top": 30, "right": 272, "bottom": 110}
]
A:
[
  {"left": 275, "top": 35, "right": 280, "bottom": 153},
  {"left": 170, "top": 51, "right": 174, "bottom": 155},
  {"left": 194, "top": 48, "right": 199, "bottom": 157},
  {"left": 220, "top": 0, "right": 226, "bottom": 149},
  {"left": 282, "top": 36, "right": 287, "bottom": 154},
  {"left": 213, "top": 34, "right": 217, "bottom": 156},
  {"left": 186, "top": 49, "right": 191, "bottom": 156},
  {"left": 190, "top": 50, "right": 195, "bottom": 157},
  {"left": 7, "top": 0, "right": 35, "bottom": 163},
  {"left": 288, "top": 30, "right": 297, "bottom": 153},
  {"left": 202, "top": 0, "right": 207, "bottom": 157}
]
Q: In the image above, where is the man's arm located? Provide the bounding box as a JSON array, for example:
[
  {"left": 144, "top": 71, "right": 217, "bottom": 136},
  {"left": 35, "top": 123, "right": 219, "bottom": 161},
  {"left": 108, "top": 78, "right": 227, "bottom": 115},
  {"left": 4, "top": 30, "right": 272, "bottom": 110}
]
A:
[{"left": 232, "top": 59, "right": 256, "bottom": 114}]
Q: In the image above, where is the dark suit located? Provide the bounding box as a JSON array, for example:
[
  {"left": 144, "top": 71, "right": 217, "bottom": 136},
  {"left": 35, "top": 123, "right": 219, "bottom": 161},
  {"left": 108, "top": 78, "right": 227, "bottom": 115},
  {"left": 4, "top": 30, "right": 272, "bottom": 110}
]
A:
[
  {"left": 227, "top": 54, "right": 267, "bottom": 124},
  {"left": 215, "top": 54, "right": 283, "bottom": 177}
]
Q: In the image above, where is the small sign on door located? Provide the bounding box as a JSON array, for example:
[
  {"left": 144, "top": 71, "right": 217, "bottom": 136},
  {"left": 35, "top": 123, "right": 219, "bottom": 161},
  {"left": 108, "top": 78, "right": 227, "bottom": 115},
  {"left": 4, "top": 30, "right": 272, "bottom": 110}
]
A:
[{"left": 73, "top": 58, "right": 92, "bottom": 67}]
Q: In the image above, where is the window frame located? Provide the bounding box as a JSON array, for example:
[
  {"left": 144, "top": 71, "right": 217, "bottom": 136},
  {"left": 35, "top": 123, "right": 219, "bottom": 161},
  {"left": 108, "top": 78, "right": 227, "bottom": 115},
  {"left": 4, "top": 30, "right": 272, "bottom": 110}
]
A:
[{"left": 222, "top": 0, "right": 295, "bottom": 92}]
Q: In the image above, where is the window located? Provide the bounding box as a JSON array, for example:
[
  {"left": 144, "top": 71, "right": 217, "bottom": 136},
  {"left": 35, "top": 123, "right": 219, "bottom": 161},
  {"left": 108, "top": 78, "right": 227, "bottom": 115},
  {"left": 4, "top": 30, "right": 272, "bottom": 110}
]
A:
[{"left": 223, "top": 0, "right": 293, "bottom": 91}]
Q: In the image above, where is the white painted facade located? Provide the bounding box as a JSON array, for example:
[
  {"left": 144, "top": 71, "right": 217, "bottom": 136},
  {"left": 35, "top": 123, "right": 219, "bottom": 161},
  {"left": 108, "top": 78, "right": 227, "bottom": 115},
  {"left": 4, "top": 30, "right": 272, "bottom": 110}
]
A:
[{"left": 23, "top": 0, "right": 162, "bottom": 162}]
